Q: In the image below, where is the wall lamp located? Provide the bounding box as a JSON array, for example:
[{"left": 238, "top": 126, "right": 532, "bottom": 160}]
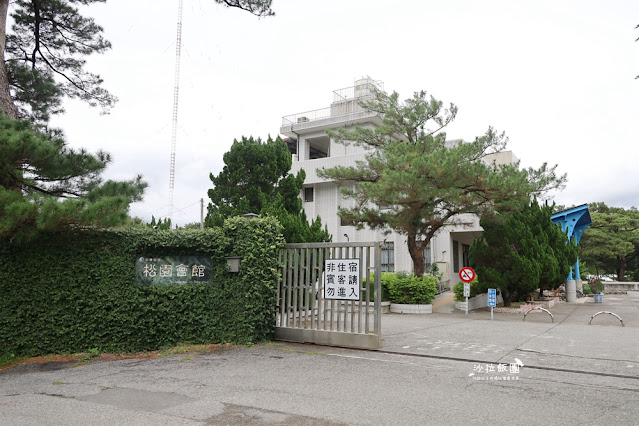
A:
[{"left": 226, "top": 256, "right": 242, "bottom": 273}]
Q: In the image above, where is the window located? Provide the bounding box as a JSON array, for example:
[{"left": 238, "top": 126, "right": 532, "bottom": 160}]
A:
[
  {"left": 381, "top": 242, "right": 395, "bottom": 272},
  {"left": 340, "top": 216, "right": 351, "bottom": 226},
  {"left": 423, "top": 243, "right": 432, "bottom": 271},
  {"left": 304, "top": 187, "right": 314, "bottom": 202},
  {"left": 453, "top": 240, "right": 459, "bottom": 273},
  {"left": 462, "top": 244, "right": 470, "bottom": 268},
  {"left": 306, "top": 136, "right": 330, "bottom": 160}
]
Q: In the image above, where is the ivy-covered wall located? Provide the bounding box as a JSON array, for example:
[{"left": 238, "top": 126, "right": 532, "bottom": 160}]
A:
[{"left": 0, "top": 217, "right": 284, "bottom": 358}]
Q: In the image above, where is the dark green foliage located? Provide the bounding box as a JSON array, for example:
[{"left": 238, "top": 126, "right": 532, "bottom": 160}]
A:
[
  {"left": 529, "top": 201, "right": 578, "bottom": 297},
  {"left": 0, "top": 216, "right": 284, "bottom": 358},
  {"left": 582, "top": 283, "right": 593, "bottom": 295},
  {"left": 579, "top": 202, "right": 639, "bottom": 281},
  {"left": 148, "top": 215, "right": 171, "bottom": 230},
  {"left": 0, "top": 115, "right": 146, "bottom": 242},
  {"left": 206, "top": 136, "right": 330, "bottom": 243},
  {"left": 382, "top": 272, "right": 437, "bottom": 304},
  {"left": 589, "top": 279, "right": 605, "bottom": 294},
  {"left": 6, "top": 0, "right": 116, "bottom": 124},
  {"left": 469, "top": 200, "right": 577, "bottom": 306}
]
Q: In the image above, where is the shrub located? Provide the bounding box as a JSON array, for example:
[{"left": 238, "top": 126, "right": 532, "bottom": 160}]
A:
[
  {"left": 363, "top": 273, "right": 391, "bottom": 302},
  {"left": 590, "top": 279, "right": 605, "bottom": 294},
  {"left": 582, "top": 283, "right": 593, "bottom": 295},
  {"left": 384, "top": 272, "right": 437, "bottom": 305}
]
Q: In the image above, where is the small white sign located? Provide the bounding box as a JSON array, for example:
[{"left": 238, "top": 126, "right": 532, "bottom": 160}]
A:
[
  {"left": 463, "top": 282, "right": 470, "bottom": 298},
  {"left": 324, "top": 259, "right": 360, "bottom": 300}
]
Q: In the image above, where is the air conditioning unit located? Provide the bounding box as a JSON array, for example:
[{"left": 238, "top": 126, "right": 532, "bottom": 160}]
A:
[{"left": 297, "top": 116, "right": 309, "bottom": 123}]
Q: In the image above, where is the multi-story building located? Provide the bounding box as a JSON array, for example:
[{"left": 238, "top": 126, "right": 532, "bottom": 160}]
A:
[{"left": 280, "top": 78, "right": 518, "bottom": 290}]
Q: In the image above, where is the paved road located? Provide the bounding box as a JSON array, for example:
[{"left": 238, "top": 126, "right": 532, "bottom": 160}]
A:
[
  {"left": 1, "top": 293, "right": 637, "bottom": 425},
  {"left": 382, "top": 291, "right": 639, "bottom": 377}
]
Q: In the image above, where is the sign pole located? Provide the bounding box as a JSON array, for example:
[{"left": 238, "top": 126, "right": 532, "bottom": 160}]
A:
[
  {"left": 460, "top": 267, "right": 475, "bottom": 319},
  {"left": 488, "top": 288, "right": 496, "bottom": 321}
]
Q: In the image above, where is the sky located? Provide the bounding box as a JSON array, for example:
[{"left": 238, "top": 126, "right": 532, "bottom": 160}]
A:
[{"left": 41, "top": 0, "right": 639, "bottom": 226}]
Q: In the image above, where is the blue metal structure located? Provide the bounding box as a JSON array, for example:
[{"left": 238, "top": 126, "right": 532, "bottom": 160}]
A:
[{"left": 551, "top": 204, "right": 592, "bottom": 280}]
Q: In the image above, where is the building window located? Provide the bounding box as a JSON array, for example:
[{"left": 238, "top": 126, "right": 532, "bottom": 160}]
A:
[
  {"left": 382, "top": 242, "right": 395, "bottom": 272},
  {"left": 423, "top": 243, "right": 432, "bottom": 271},
  {"left": 462, "top": 244, "right": 470, "bottom": 268},
  {"left": 304, "top": 187, "right": 314, "bottom": 202},
  {"left": 307, "top": 136, "right": 330, "bottom": 160},
  {"left": 340, "top": 215, "right": 351, "bottom": 226},
  {"left": 453, "top": 240, "right": 459, "bottom": 273}
]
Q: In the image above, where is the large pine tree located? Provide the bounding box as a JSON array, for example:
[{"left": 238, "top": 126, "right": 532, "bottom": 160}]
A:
[{"left": 319, "top": 89, "right": 565, "bottom": 275}]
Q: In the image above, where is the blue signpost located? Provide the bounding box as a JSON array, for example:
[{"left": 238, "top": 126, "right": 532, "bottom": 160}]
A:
[{"left": 488, "top": 288, "right": 496, "bottom": 320}]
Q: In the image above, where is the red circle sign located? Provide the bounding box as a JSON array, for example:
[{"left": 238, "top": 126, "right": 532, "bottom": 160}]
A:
[{"left": 459, "top": 267, "right": 476, "bottom": 283}]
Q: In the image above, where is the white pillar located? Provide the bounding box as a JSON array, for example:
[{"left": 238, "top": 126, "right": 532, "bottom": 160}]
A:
[{"left": 565, "top": 280, "right": 576, "bottom": 303}]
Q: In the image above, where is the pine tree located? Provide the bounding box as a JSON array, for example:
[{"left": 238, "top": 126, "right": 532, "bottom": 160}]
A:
[
  {"left": 206, "top": 136, "right": 330, "bottom": 243},
  {"left": 319, "top": 89, "right": 565, "bottom": 275},
  {"left": 0, "top": 0, "right": 274, "bottom": 124},
  {"left": 469, "top": 200, "right": 577, "bottom": 305},
  {"left": 0, "top": 115, "right": 146, "bottom": 242}
]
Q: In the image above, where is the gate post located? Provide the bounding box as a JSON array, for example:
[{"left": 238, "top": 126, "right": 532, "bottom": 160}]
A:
[{"left": 374, "top": 242, "right": 382, "bottom": 340}]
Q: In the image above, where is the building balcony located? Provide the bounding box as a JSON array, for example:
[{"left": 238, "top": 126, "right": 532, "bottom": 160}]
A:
[{"left": 280, "top": 79, "right": 384, "bottom": 137}]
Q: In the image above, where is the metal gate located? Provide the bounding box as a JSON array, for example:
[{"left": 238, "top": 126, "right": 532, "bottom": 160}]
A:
[{"left": 274, "top": 242, "right": 382, "bottom": 349}]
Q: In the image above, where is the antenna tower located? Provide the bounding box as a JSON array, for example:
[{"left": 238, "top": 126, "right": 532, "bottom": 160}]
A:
[{"left": 168, "top": 0, "right": 184, "bottom": 226}]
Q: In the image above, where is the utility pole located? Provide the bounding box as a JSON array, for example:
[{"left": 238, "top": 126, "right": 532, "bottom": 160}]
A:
[{"left": 200, "top": 198, "right": 204, "bottom": 230}]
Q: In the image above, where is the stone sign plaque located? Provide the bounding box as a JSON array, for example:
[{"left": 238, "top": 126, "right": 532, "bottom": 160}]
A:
[{"left": 135, "top": 256, "right": 213, "bottom": 286}]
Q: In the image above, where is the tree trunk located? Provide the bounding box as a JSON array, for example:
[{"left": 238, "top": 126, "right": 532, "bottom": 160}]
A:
[
  {"left": 0, "top": 0, "right": 18, "bottom": 118},
  {"left": 407, "top": 233, "right": 425, "bottom": 276},
  {"left": 502, "top": 288, "right": 511, "bottom": 307},
  {"left": 616, "top": 255, "right": 627, "bottom": 282}
]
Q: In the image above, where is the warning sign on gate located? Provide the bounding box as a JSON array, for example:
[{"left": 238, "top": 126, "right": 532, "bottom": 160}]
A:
[{"left": 324, "top": 258, "right": 360, "bottom": 300}]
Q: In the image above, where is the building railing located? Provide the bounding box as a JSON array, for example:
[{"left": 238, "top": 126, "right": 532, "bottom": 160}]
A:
[
  {"left": 282, "top": 96, "right": 375, "bottom": 126},
  {"left": 282, "top": 80, "right": 383, "bottom": 127}
]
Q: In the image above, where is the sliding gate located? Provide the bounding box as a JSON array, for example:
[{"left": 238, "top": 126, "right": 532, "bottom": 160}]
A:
[{"left": 274, "top": 242, "right": 383, "bottom": 349}]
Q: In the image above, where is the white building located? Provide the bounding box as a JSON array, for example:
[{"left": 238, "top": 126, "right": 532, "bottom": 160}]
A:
[{"left": 280, "top": 78, "right": 518, "bottom": 289}]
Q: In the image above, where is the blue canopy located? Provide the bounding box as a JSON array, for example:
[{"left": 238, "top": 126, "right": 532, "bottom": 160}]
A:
[{"left": 551, "top": 204, "right": 591, "bottom": 280}]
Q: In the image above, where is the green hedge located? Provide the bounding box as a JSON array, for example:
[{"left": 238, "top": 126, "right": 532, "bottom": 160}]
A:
[
  {"left": 364, "top": 272, "right": 437, "bottom": 304},
  {"left": 0, "top": 216, "right": 284, "bottom": 358},
  {"left": 384, "top": 272, "right": 437, "bottom": 305}
]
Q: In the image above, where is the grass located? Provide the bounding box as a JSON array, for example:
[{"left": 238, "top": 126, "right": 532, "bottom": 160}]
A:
[{"left": 0, "top": 343, "right": 231, "bottom": 372}]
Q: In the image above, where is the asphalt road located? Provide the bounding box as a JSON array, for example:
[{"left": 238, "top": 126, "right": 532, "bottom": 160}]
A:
[{"left": 1, "top": 293, "right": 638, "bottom": 425}]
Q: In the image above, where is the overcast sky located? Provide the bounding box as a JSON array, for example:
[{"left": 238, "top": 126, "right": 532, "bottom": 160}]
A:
[{"left": 44, "top": 0, "right": 639, "bottom": 226}]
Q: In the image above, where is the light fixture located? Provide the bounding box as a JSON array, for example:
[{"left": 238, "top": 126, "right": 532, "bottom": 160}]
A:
[{"left": 226, "top": 256, "right": 242, "bottom": 273}]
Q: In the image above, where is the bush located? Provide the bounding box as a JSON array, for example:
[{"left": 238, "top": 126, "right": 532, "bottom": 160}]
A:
[
  {"left": 363, "top": 273, "right": 391, "bottom": 302},
  {"left": 453, "top": 280, "right": 491, "bottom": 302},
  {"left": 582, "top": 283, "right": 593, "bottom": 295},
  {"left": 384, "top": 272, "right": 437, "bottom": 305},
  {"left": 590, "top": 279, "right": 605, "bottom": 294}
]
